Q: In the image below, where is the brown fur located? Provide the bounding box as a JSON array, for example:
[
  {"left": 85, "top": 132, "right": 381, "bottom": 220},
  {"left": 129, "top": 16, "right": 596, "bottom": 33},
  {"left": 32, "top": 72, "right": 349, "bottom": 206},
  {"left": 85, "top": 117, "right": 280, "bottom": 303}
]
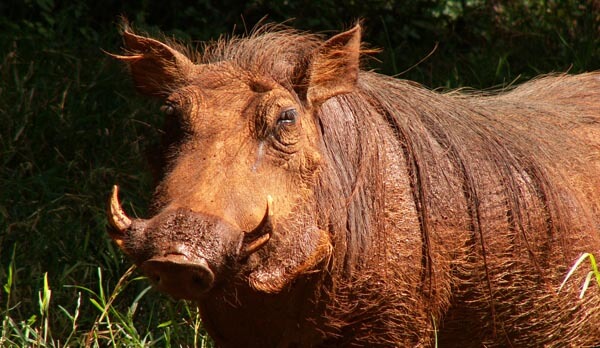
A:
[{"left": 112, "top": 24, "right": 600, "bottom": 347}]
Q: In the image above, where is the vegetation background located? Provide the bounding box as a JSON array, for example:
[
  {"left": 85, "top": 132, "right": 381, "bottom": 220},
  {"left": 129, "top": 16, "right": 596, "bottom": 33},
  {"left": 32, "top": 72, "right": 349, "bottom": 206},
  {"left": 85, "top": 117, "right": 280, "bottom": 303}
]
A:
[{"left": 1, "top": 0, "right": 599, "bottom": 346}]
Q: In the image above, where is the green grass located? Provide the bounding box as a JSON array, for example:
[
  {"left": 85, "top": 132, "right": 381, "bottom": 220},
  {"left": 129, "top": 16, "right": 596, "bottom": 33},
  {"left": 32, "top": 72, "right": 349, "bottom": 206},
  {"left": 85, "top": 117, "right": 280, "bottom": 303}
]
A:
[
  {"left": 1, "top": 1, "right": 599, "bottom": 346},
  {"left": 559, "top": 253, "right": 600, "bottom": 299}
]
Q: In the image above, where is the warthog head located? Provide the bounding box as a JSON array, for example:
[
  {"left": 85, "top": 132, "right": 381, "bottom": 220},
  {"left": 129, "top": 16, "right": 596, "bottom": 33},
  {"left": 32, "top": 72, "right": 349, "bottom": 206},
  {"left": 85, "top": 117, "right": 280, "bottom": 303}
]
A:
[{"left": 108, "top": 25, "right": 362, "bottom": 299}]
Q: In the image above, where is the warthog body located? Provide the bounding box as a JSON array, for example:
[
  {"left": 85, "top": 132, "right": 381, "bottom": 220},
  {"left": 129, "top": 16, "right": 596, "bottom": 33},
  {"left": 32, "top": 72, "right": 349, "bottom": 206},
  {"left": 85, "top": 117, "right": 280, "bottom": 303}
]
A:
[{"left": 109, "top": 24, "right": 600, "bottom": 347}]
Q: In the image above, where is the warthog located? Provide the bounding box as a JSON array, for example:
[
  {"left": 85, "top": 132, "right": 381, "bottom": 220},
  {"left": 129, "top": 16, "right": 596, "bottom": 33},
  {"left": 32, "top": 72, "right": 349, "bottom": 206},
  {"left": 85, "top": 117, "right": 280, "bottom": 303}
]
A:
[{"left": 108, "top": 23, "right": 600, "bottom": 347}]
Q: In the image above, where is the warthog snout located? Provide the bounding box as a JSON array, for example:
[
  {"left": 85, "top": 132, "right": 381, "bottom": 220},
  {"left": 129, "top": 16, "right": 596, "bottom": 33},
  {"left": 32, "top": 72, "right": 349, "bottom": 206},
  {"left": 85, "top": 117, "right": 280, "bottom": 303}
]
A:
[
  {"left": 141, "top": 253, "right": 215, "bottom": 299},
  {"left": 108, "top": 185, "right": 274, "bottom": 300}
]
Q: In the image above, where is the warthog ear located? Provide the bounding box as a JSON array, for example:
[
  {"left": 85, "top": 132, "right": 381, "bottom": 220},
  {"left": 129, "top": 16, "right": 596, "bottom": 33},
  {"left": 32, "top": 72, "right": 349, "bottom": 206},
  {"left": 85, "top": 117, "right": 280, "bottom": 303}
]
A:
[
  {"left": 306, "top": 24, "right": 361, "bottom": 106},
  {"left": 111, "top": 27, "right": 195, "bottom": 98}
]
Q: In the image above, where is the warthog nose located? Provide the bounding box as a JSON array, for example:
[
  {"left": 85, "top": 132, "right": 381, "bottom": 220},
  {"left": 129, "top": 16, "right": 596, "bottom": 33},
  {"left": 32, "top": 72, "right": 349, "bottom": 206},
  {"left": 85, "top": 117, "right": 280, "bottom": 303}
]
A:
[{"left": 141, "top": 254, "right": 215, "bottom": 300}]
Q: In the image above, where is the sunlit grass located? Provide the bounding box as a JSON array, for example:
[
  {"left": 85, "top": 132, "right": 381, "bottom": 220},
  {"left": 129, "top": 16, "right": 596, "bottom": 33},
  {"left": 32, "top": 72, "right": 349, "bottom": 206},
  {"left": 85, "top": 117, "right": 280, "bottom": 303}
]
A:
[
  {"left": 1, "top": 258, "right": 211, "bottom": 347},
  {"left": 559, "top": 252, "right": 600, "bottom": 299}
]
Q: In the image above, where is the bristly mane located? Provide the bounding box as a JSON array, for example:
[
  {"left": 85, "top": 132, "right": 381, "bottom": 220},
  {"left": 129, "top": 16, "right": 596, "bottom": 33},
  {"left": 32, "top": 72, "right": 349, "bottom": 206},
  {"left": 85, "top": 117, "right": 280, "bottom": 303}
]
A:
[
  {"left": 314, "top": 71, "right": 600, "bottom": 343},
  {"left": 199, "top": 25, "right": 323, "bottom": 90}
]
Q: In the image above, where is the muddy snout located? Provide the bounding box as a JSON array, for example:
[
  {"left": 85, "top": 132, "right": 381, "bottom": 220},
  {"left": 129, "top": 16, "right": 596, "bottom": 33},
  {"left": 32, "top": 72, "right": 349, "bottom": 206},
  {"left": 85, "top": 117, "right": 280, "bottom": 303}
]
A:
[
  {"left": 141, "top": 253, "right": 215, "bottom": 300},
  {"left": 130, "top": 208, "right": 244, "bottom": 299},
  {"left": 108, "top": 186, "right": 274, "bottom": 300}
]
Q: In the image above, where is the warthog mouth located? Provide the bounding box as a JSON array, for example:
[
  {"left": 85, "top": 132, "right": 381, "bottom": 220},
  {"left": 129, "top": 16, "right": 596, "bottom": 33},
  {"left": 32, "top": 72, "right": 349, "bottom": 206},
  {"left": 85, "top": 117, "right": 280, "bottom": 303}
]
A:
[{"left": 107, "top": 185, "right": 275, "bottom": 299}]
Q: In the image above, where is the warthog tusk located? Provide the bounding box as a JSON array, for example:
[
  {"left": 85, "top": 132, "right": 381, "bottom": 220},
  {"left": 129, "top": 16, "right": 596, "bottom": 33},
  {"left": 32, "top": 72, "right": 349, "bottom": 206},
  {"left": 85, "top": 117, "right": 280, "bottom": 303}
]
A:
[
  {"left": 239, "top": 195, "right": 274, "bottom": 258},
  {"left": 108, "top": 185, "right": 132, "bottom": 232}
]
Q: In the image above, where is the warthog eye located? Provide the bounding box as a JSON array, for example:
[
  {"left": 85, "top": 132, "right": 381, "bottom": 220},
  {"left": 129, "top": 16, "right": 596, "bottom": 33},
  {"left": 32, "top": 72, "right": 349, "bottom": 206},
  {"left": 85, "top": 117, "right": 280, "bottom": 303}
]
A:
[
  {"left": 277, "top": 108, "right": 298, "bottom": 126},
  {"left": 160, "top": 103, "right": 177, "bottom": 116}
]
